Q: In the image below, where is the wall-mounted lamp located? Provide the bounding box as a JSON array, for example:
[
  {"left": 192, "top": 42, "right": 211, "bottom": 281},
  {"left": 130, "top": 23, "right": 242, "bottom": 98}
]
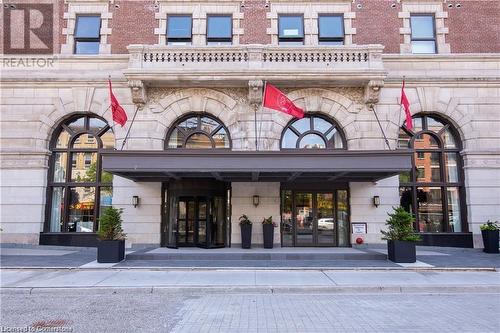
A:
[
  {"left": 252, "top": 195, "right": 260, "bottom": 207},
  {"left": 373, "top": 196, "right": 380, "bottom": 208},
  {"left": 132, "top": 195, "right": 140, "bottom": 208}
]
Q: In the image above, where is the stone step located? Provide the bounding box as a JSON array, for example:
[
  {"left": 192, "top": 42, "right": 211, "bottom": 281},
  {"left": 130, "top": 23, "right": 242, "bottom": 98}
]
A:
[{"left": 126, "top": 251, "right": 386, "bottom": 261}]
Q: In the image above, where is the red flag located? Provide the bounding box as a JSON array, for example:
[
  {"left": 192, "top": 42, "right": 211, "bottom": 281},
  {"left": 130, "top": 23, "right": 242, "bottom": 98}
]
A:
[
  {"left": 108, "top": 79, "right": 128, "bottom": 127},
  {"left": 263, "top": 83, "right": 304, "bottom": 119},
  {"left": 401, "top": 80, "right": 413, "bottom": 130}
]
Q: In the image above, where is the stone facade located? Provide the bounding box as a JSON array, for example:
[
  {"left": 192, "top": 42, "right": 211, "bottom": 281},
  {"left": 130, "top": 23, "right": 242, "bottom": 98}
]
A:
[{"left": 0, "top": 0, "right": 499, "bottom": 249}]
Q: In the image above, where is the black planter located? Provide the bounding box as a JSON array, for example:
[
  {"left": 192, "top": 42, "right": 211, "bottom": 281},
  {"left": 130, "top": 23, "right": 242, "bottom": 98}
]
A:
[
  {"left": 263, "top": 224, "right": 274, "bottom": 249},
  {"left": 240, "top": 224, "right": 252, "bottom": 249},
  {"left": 387, "top": 240, "right": 417, "bottom": 263},
  {"left": 481, "top": 230, "right": 499, "bottom": 254},
  {"left": 97, "top": 240, "right": 125, "bottom": 263}
]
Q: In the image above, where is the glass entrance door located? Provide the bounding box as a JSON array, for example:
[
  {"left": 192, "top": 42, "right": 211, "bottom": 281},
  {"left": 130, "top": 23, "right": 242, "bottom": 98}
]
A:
[{"left": 281, "top": 189, "right": 349, "bottom": 247}]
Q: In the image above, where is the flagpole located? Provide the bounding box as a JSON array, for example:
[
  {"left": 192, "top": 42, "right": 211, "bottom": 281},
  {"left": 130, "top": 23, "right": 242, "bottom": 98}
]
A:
[
  {"left": 120, "top": 104, "right": 140, "bottom": 151},
  {"left": 371, "top": 104, "right": 391, "bottom": 150}
]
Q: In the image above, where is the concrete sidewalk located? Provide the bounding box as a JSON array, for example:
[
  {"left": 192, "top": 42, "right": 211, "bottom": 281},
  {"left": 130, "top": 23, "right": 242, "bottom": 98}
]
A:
[{"left": 2, "top": 268, "right": 499, "bottom": 294}]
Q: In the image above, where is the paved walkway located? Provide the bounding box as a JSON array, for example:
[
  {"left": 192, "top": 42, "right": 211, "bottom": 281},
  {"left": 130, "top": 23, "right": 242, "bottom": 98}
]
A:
[
  {"left": 2, "top": 268, "right": 499, "bottom": 293},
  {"left": 1, "top": 244, "right": 499, "bottom": 269}
]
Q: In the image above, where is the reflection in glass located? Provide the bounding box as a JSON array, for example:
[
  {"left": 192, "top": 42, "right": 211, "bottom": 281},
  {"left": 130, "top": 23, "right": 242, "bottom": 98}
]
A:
[
  {"left": 279, "top": 15, "right": 304, "bottom": 38},
  {"left": 442, "top": 128, "right": 457, "bottom": 148},
  {"left": 337, "top": 190, "right": 349, "bottom": 247},
  {"left": 281, "top": 190, "right": 293, "bottom": 246},
  {"left": 168, "top": 128, "right": 183, "bottom": 148},
  {"left": 53, "top": 153, "right": 67, "bottom": 182},
  {"left": 186, "top": 133, "right": 212, "bottom": 149},
  {"left": 167, "top": 15, "right": 192, "bottom": 38},
  {"left": 417, "top": 187, "right": 443, "bottom": 232},
  {"left": 67, "top": 117, "right": 85, "bottom": 132},
  {"left": 414, "top": 152, "right": 441, "bottom": 182},
  {"left": 295, "top": 193, "right": 313, "bottom": 245},
  {"left": 212, "top": 197, "right": 225, "bottom": 247},
  {"left": 414, "top": 133, "right": 439, "bottom": 149},
  {"left": 399, "top": 187, "right": 414, "bottom": 215},
  {"left": 207, "top": 16, "right": 232, "bottom": 39},
  {"left": 200, "top": 117, "right": 219, "bottom": 134},
  {"left": 411, "top": 41, "right": 436, "bottom": 54},
  {"left": 68, "top": 187, "right": 95, "bottom": 232},
  {"left": 50, "top": 187, "right": 65, "bottom": 232},
  {"left": 100, "top": 128, "right": 115, "bottom": 149},
  {"left": 313, "top": 117, "right": 332, "bottom": 133},
  {"left": 99, "top": 187, "right": 113, "bottom": 217},
  {"left": 71, "top": 152, "right": 97, "bottom": 182},
  {"left": 73, "top": 134, "right": 98, "bottom": 149},
  {"left": 187, "top": 201, "right": 195, "bottom": 243},
  {"left": 445, "top": 153, "right": 458, "bottom": 183},
  {"left": 299, "top": 134, "right": 326, "bottom": 149},
  {"left": 179, "top": 117, "right": 198, "bottom": 131},
  {"left": 89, "top": 118, "right": 107, "bottom": 132},
  {"left": 213, "top": 128, "right": 230, "bottom": 148},
  {"left": 318, "top": 15, "right": 343, "bottom": 38},
  {"left": 197, "top": 201, "right": 207, "bottom": 244},
  {"left": 411, "top": 16, "right": 435, "bottom": 39},
  {"left": 399, "top": 171, "right": 411, "bottom": 184},
  {"left": 427, "top": 117, "right": 444, "bottom": 133},
  {"left": 317, "top": 193, "right": 335, "bottom": 245},
  {"left": 282, "top": 129, "right": 299, "bottom": 148},
  {"left": 292, "top": 118, "right": 310, "bottom": 133},
  {"left": 447, "top": 187, "right": 461, "bottom": 232},
  {"left": 56, "top": 130, "right": 70, "bottom": 148}
]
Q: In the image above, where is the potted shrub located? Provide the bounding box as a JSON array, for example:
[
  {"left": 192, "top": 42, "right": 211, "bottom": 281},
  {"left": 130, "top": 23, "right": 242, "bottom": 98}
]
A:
[
  {"left": 239, "top": 214, "right": 252, "bottom": 249},
  {"left": 262, "top": 216, "right": 277, "bottom": 249},
  {"left": 381, "top": 207, "right": 421, "bottom": 263},
  {"left": 480, "top": 220, "right": 499, "bottom": 254},
  {"left": 97, "top": 207, "right": 126, "bottom": 263}
]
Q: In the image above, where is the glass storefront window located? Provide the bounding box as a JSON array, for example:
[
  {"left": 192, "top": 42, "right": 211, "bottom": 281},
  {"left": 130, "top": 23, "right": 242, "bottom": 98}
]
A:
[
  {"left": 68, "top": 187, "right": 95, "bottom": 232},
  {"left": 417, "top": 187, "right": 443, "bottom": 232},
  {"left": 47, "top": 115, "right": 114, "bottom": 233},
  {"left": 281, "top": 190, "right": 293, "bottom": 247},
  {"left": 337, "top": 190, "right": 349, "bottom": 247},
  {"left": 295, "top": 192, "right": 313, "bottom": 245},
  {"left": 398, "top": 115, "right": 464, "bottom": 233}
]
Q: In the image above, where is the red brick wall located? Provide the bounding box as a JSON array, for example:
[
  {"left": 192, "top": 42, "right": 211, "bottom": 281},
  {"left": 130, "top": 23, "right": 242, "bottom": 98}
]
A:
[
  {"left": 240, "top": 0, "right": 270, "bottom": 44},
  {"left": 353, "top": 0, "right": 402, "bottom": 54},
  {"left": 446, "top": 0, "right": 500, "bottom": 53},
  {"left": 109, "top": 0, "right": 157, "bottom": 54}
]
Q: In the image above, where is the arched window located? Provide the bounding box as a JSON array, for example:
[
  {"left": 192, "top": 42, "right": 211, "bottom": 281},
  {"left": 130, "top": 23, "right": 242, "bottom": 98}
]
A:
[
  {"left": 166, "top": 114, "right": 231, "bottom": 149},
  {"left": 46, "top": 115, "right": 114, "bottom": 233},
  {"left": 398, "top": 114, "right": 465, "bottom": 233},
  {"left": 281, "top": 115, "right": 345, "bottom": 149}
]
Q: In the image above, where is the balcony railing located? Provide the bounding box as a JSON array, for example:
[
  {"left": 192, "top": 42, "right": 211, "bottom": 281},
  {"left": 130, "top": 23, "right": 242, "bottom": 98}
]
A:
[{"left": 127, "top": 44, "right": 384, "bottom": 73}]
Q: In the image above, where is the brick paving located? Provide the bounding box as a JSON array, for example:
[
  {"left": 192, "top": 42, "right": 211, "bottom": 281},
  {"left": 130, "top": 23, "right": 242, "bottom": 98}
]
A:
[{"left": 169, "top": 293, "right": 500, "bottom": 333}]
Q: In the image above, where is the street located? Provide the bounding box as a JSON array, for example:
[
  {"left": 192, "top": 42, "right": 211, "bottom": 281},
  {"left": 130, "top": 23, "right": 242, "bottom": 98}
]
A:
[{"left": 1, "top": 290, "right": 499, "bottom": 333}]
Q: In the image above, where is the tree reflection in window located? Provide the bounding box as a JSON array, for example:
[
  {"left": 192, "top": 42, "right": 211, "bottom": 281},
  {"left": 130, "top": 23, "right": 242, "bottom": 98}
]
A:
[
  {"left": 166, "top": 114, "right": 231, "bottom": 149},
  {"left": 398, "top": 114, "right": 464, "bottom": 233},
  {"left": 281, "top": 115, "right": 345, "bottom": 149},
  {"left": 47, "top": 115, "right": 114, "bottom": 233}
]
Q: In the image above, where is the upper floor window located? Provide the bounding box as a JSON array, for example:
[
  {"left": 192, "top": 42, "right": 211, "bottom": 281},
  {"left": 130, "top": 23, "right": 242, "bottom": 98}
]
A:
[
  {"left": 318, "top": 14, "right": 344, "bottom": 45},
  {"left": 167, "top": 15, "right": 192, "bottom": 45},
  {"left": 278, "top": 15, "right": 304, "bottom": 45},
  {"left": 74, "top": 15, "right": 101, "bottom": 54},
  {"left": 166, "top": 114, "right": 231, "bottom": 149},
  {"left": 281, "top": 115, "right": 345, "bottom": 149},
  {"left": 410, "top": 14, "right": 436, "bottom": 54},
  {"left": 207, "top": 15, "right": 232, "bottom": 45}
]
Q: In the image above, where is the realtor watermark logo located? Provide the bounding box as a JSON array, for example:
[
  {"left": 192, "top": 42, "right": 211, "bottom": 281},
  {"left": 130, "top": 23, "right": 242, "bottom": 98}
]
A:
[{"left": 2, "top": 1, "right": 57, "bottom": 69}]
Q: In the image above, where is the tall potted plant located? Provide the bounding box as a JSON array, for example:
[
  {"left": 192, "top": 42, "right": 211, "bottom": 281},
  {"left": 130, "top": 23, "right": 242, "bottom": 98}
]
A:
[
  {"left": 262, "top": 216, "right": 276, "bottom": 249},
  {"left": 381, "top": 207, "right": 421, "bottom": 263},
  {"left": 480, "top": 220, "right": 499, "bottom": 254},
  {"left": 239, "top": 214, "right": 252, "bottom": 249},
  {"left": 97, "top": 207, "right": 126, "bottom": 263}
]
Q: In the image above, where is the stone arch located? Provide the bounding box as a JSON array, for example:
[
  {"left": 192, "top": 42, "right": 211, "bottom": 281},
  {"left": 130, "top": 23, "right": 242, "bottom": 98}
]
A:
[
  {"left": 392, "top": 86, "right": 472, "bottom": 148},
  {"left": 151, "top": 88, "right": 239, "bottom": 144},
  {"left": 273, "top": 88, "right": 362, "bottom": 146},
  {"left": 43, "top": 87, "right": 120, "bottom": 152}
]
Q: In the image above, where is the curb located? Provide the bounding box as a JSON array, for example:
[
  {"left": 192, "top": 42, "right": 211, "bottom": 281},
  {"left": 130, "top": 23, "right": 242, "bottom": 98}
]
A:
[
  {"left": 1, "top": 285, "right": 499, "bottom": 295},
  {"left": 0, "top": 266, "right": 498, "bottom": 272}
]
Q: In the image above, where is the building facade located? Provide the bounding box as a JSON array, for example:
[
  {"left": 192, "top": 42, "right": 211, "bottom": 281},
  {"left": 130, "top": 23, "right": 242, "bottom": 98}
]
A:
[{"left": 1, "top": 0, "right": 499, "bottom": 249}]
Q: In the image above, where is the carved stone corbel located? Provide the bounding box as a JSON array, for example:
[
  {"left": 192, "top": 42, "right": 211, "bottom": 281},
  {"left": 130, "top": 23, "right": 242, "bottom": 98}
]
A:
[
  {"left": 364, "top": 80, "right": 385, "bottom": 107},
  {"left": 248, "top": 80, "right": 264, "bottom": 109},
  {"left": 128, "top": 79, "right": 147, "bottom": 108}
]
